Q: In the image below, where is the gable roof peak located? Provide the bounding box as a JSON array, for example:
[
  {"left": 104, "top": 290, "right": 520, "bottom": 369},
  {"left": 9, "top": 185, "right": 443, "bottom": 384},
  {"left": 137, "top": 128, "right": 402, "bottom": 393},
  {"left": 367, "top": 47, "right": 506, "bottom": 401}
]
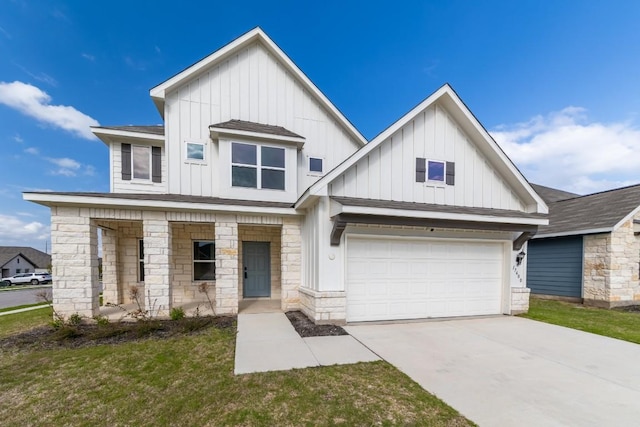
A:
[{"left": 149, "top": 28, "right": 366, "bottom": 147}]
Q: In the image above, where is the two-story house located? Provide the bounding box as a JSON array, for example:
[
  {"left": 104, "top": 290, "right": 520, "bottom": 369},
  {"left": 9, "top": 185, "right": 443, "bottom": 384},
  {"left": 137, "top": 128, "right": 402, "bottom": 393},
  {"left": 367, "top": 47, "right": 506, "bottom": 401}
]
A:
[{"left": 25, "top": 28, "right": 548, "bottom": 324}]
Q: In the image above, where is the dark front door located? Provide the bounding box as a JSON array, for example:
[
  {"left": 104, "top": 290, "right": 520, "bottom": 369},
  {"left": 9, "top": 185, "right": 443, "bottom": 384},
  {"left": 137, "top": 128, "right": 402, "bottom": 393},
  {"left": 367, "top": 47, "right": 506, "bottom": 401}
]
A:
[{"left": 243, "top": 242, "right": 271, "bottom": 298}]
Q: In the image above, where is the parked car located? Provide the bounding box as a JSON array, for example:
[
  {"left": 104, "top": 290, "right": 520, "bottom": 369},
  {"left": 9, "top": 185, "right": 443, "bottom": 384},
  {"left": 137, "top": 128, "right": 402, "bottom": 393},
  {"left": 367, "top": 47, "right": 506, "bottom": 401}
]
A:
[{"left": 2, "top": 272, "right": 52, "bottom": 285}]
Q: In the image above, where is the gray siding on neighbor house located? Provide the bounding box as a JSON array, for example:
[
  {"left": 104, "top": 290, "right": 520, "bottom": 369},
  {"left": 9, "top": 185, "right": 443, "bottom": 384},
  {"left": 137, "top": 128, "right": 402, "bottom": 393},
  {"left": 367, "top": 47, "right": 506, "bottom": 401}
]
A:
[{"left": 527, "top": 236, "right": 583, "bottom": 297}]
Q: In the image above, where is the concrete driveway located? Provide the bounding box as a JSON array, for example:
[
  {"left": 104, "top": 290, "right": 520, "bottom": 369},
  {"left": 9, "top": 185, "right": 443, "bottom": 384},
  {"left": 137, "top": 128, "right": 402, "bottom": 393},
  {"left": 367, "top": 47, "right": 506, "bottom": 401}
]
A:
[{"left": 345, "top": 316, "right": 640, "bottom": 427}]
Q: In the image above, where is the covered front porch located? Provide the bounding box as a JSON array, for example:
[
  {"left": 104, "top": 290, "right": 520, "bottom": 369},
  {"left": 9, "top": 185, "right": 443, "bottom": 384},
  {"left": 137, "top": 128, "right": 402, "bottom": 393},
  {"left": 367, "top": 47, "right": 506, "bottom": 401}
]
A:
[{"left": 47, "top": 204, "right": 302, "bottom": 320}]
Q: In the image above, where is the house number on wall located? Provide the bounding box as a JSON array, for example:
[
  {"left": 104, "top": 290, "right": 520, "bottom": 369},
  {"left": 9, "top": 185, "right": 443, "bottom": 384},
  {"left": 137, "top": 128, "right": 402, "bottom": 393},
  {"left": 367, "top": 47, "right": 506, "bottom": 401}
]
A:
[{"left": 512, "top": 265, "right": 523, "bottom": 284}]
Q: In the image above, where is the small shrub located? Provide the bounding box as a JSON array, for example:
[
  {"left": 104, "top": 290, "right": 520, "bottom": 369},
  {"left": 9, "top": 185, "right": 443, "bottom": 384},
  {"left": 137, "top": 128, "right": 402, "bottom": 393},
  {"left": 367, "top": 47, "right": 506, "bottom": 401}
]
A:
[
  {"left": 170, "top": 307, "right": 185, "bottom": 321},
  {"left": 94, "top": 315, "right": 110, "bottom": 327},
  {"left": 68, "top": 313, "right": 83, "bottom": 326},
  {"left": 50, "top": 318, "right": 64, "bottom": 330}
]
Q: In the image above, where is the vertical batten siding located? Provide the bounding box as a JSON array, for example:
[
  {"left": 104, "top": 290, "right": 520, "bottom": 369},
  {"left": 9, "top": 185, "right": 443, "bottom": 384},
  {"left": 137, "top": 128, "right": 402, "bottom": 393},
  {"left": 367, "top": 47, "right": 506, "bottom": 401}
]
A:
[
  {"left": 165, "top": 41, "right": 361, "bottom": 199},
  {"left": 330, "top": 103, "right": 526, "bottom": 211}
]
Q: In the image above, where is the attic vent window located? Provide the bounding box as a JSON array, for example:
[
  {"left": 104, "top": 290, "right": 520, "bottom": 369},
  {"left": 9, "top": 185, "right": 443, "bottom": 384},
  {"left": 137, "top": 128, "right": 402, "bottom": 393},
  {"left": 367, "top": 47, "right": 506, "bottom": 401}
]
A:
[
  {"left": 428, "top": 161, "right": 445, "bottom": 181},
  {"left": 416, "top": 158, "right": 455, "bottom": 185}
]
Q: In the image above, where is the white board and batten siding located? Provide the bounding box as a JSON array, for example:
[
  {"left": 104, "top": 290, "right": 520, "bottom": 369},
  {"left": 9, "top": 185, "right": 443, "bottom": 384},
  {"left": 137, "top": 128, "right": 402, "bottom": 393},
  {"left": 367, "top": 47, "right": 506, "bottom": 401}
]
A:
[
  {"left": 164, "top": 40, "right": 361, "bottom": 199},
  {"left": 110, "top": 142, "right": 167, "bottom": 194},
  {"left": 346, "top": 235, "right": 507, "bottom": 322},
  {"left": 330, "top": 103, "right": 526, "bottom": 211}
]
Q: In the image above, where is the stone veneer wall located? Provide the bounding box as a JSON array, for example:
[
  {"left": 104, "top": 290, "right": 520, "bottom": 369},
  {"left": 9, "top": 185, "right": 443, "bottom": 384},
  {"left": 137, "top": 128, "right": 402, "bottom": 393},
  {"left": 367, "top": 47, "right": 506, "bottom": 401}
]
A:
[
  {"left": 238, "top": 225, "right": 282, "bottom": 300},
  {"left": 299, "top": 287, "right": 346, "bottom": 325},
  {"left": 98, "top": 220, "right": 143, "bottom": 306},
  {"left": 281, "top": 217, "right": 302, "bottom": 311},
  {"left": 510, "top": 287, "right": 530, "bottom": 314},
  {"left": 584, "top": 215, "right": 640, "bottom": 307},
  {"left": 50, "top": 207, "right": 100, "bottom": 318},
  {"left": 171, "top": 222, "right": 215, "bottom": 306}
]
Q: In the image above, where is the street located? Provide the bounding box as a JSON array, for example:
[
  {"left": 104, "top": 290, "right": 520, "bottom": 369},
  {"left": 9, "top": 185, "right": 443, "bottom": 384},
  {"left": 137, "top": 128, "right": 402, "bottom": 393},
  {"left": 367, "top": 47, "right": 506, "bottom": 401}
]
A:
[{"left": 0, "top": 286, "right": 52, "bottom": 309}]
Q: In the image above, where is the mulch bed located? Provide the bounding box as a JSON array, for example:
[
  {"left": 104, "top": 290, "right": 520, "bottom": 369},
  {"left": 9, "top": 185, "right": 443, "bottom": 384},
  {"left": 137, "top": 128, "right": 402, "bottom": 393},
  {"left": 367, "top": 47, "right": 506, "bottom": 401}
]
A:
[
  {"left": 0, "top": 316, "right": 235, "bottom": 350},
  {"left": 285, "top": 311, "right": 348, "bottom": 337},
  {"left": 613, "top": 305, "right": 640, "bottom": 313}
]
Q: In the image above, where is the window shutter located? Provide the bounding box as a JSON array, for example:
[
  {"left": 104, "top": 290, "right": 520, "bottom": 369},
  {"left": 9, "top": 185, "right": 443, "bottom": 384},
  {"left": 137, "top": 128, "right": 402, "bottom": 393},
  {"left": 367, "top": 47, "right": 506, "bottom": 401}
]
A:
[
  {"left": 416, "top": 158, "right": 426, "bottom": 183},
  {"left": 446, "top": 161, "right": 455, "bottom": 185},
  {"left": 121, "top": 143, "right": 131, "bottom": 180},
  {"left": 152, "top": 146, "right": 162, "bottom": 183}
]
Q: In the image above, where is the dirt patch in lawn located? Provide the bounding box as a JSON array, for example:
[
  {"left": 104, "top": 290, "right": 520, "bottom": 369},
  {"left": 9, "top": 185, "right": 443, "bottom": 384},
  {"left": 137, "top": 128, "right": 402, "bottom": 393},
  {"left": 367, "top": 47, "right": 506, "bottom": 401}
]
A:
[
  {"left": 0, "top": 315, "right": 235, "bottom": 350},
  {"left": 613, "top": 305, "right": 640, "bottom": 313},
  {"left": 285, "top": 311, "right": 348, "bottom": 337}
]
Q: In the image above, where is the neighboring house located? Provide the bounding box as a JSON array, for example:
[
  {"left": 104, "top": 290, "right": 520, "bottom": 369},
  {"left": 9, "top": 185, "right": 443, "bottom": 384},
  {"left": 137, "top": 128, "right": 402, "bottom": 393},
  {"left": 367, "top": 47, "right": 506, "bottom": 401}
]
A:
[
  {"left": 527, "top": 183, "right": 640, "bottom": 307},
  {"left": 24, "top": 28, "right": 548, "bottom": 324},
  {"left": 0, "top": 246, "right": 51, "bottom": 278}
]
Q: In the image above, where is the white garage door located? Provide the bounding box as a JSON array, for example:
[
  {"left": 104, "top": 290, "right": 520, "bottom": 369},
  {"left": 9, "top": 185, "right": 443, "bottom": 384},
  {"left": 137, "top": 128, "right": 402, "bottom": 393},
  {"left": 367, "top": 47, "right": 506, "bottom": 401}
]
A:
[{"left": 346, "top": 236, "right": 505, "bottom": 322}]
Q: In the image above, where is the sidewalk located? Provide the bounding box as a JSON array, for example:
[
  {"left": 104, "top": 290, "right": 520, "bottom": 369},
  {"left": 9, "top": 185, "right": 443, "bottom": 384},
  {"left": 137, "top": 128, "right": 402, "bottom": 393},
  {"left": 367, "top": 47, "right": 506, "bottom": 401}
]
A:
[
  {"left": 234, "top": 312, "right": 379, "bottom": 375},
  {"left": 0, "top": 304, "right": 51, "bottom": 316}
]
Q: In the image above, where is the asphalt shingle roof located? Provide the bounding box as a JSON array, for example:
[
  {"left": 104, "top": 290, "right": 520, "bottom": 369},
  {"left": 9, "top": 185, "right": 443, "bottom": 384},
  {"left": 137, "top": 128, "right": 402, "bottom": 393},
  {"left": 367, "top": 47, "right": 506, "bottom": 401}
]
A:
[
  {"left": 0, "top": 247, "right": 51, "bottom": 269},
  {"left": 537, "top": 184, "right": 640, "bottom": 237},
  {"left": 95, "top": 125, "right": 165, "bottom": 136},
  {"left": 331, "top": 197, "right": 547, "bottom": 220},
  {"left": 25, "top": 192, "right": 294, "bottom": 209},
  {"left": 210, "top": 120, "right": 303, "bottom": 138},
  {"left": 531, "top": 184, "right": 580, "bottom": 204}
]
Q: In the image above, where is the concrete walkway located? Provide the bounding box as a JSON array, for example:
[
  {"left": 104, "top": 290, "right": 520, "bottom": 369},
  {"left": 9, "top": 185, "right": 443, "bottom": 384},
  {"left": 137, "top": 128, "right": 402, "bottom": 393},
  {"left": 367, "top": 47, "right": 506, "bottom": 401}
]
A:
[
  {"left": 0, "top": 304, "right": 51, "bottom": 316},
  {"left": 346, "top": 316, "right": 640, "bottom": 427},
  {"left": 234, "top": 312, "right": 379, "bottom": 375}
]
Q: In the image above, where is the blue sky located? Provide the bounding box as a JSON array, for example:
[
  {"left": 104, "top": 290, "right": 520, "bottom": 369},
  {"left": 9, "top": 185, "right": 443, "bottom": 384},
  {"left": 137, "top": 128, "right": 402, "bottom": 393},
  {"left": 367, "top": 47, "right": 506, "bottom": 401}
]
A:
[{"left": 2, "top": 0, "right": 640, "bottom": 250}]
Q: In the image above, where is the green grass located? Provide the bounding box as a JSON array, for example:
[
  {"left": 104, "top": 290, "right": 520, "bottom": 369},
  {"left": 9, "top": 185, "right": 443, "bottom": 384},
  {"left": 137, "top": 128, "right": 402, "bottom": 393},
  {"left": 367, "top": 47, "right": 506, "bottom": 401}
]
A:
[
  {"left": 0, "top": 311, "right": 472, "bottom": 427},
  {"left": 0, "top": 302, "right": 50, "bottom": 313},
  {"left": 522, "top": 298, "right": 640, "bottom": 344},
  {"left": 0, "top": 306, "right": 52, "bottom": 339}
]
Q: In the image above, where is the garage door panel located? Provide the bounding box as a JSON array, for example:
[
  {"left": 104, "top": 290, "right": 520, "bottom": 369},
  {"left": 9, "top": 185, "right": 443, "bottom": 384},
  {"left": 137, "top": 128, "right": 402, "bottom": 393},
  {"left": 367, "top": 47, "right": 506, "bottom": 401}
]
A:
[{"left": 347, "top": 237, "right": 505, "bottom": 322}]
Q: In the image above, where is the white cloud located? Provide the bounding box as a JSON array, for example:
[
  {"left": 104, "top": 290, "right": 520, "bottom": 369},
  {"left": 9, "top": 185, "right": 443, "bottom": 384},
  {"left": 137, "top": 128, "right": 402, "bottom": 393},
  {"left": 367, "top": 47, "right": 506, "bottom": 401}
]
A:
[
  {"left": 0, "top": 81, "right": 99, "bottom": 139},
  {"left": 84, "top": 165, "right": 96, "bottom": 176},
  {"left": 24, "top": 147, "right": 39, "bottom": 155},
  {"left": 13, "top": 134, "right": 23, "bottom": 143},
  {"left": 491, "top": 107, "right": 640, "bottom": 194},
  {"left": 46, "top": 157, "right": 81, "bottom": 176},
  {"left": 0, "top": 214, "right": 49, "bottom": 247},
  {"left": 82, "top": 53, "right": 95, "bottom": 62}
]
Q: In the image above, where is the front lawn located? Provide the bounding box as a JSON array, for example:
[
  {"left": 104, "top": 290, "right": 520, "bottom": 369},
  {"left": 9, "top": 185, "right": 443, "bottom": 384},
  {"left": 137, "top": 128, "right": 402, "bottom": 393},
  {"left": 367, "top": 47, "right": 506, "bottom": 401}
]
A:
[
  {"left": 522, "top": 297, "right": 640, "bottom": 344},
  {"left": 0, "top": 311, "right": 472, "bottom": 427}
]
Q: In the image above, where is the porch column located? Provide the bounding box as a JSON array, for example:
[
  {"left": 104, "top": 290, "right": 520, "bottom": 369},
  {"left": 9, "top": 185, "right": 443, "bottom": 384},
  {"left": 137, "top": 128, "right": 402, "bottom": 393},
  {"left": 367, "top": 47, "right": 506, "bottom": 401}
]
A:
[
  {"left": 143, "top": 212, "right": 171, "bottom": 316},
  {"left": 100, "top": 225, "right": 119, "bottom": 305},
  {"left": 215, "top": 215, "right": 239, "bottom": 315},
  {"left": 50, "top": 207, "right": 99, "bottom": 318},
  {"left": 281, "top": 217, "right": 302, "bottom": 311}
]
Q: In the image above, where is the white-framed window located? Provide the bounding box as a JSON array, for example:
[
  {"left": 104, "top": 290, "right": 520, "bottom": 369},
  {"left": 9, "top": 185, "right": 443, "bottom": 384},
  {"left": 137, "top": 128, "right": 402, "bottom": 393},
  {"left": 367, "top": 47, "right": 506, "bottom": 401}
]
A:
[
  {"left": 308, "top": 156, "right": 324, "bottom": 175},
  {"left": 193, "top": 241, "right": 216, "bottom": 281},
  {"left": 138, "top": 239, "right": 145, "bottom": 282},
  {"left": 185, "top": 141, "right": 206, "bottom": 162},
  {"left": 231, "top": 142, "right": 285, "bottom": 190},
  {"left": 427, "top": 160, "right": 445, "bottom": 182},
  {"left": 132, "top": 145, "right": 151, "bottom": 180}
]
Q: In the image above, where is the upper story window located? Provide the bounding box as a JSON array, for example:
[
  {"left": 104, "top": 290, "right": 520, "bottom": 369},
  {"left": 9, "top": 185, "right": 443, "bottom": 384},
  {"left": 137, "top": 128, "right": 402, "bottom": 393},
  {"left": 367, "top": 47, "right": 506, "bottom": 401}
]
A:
[
  {"left": 416, "top": 158, "right": 455, "bottom": 185},
  {"left": 121, "top": 143, "right": 162, "bottom": 183},
  {"left": 231, "top": 142, "right": 285, "bottom": 190},
  {"left": 308, "top": 157, "right": 324, "bottom": 175},
  {"left": 427, "top": 160, "right": 445, "bottom": 182},
  {"left": 132, "top": 146, "right": 151, "bottom": 180},
  {"left": 185, "top": 141, "right": 205, "bottom": 162}
]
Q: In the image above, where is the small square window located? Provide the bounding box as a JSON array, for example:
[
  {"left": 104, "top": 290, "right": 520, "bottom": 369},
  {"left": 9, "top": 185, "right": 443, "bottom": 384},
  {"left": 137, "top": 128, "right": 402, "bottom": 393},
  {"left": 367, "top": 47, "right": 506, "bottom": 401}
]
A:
[
  {"left": 427, "top": 161, "right": 445, "bottom": 182},
  {"left": 186, "top": 142, "right": 205, "bottom": 161},
  {"left": 309, "top": 157, "right": 323, "bottom": 174}
]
